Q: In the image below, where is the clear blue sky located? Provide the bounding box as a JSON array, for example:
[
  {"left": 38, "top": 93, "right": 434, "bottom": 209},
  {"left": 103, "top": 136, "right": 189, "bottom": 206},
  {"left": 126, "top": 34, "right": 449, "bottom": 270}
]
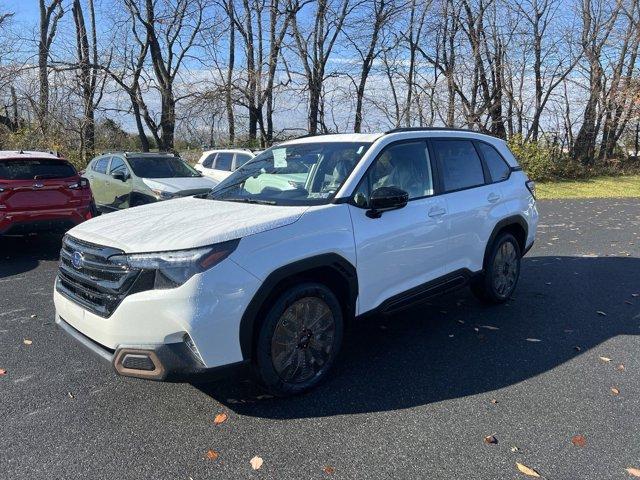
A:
[{"left": 5, "top": 0, "right": 40, "bottom": 23}]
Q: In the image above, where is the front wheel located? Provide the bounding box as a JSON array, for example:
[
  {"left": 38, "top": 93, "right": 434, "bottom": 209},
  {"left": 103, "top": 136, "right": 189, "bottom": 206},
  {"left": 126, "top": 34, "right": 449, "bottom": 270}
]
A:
[
  {"left": 254, "top": 283, "right": 344, "bottom": 396},
  {"left": 471, "top": 233, "right": 521, "bottom": 304}
]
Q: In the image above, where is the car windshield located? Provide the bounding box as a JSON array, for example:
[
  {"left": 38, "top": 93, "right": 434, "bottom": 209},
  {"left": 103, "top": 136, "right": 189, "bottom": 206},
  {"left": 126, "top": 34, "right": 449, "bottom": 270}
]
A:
[
  {"left": 0, "top": 159, "right": 77, "bottom": 180},
  {"left": 208, "top": 142, "right": 371, "bottom": 206},
  {"left": 127, "top": 156, "right": 201, "bottom": 178}
]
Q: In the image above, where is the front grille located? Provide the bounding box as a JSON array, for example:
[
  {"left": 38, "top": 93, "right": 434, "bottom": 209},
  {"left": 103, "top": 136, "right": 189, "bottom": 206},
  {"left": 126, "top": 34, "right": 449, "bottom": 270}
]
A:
[{"left": 57, "top": 235, "right": 141, "bottom": 317}]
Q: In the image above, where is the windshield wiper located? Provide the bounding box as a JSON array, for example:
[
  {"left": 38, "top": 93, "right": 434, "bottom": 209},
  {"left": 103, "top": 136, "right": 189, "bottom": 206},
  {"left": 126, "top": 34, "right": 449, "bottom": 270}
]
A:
[{"left": 219, "top": 197, "right": 276, "bottom": 205}]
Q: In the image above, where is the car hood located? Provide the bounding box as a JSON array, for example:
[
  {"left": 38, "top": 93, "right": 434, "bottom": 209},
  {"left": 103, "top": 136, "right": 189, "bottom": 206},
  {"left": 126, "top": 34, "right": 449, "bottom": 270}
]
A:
[
  {"left": 142, "top": 176, "right": 217, "bottom": 192},
  {"left": 67, "top": 196, "right": 308, "bottom": 253}
]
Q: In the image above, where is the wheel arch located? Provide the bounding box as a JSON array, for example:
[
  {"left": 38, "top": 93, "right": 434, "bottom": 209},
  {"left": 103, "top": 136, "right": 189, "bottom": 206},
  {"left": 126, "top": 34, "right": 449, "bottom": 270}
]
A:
[
  {"left": 483, "top": 215, "right": 528, "bottom": 268},
  {"left": 239, "top": 253, "right": 358, "bottom": 361}
]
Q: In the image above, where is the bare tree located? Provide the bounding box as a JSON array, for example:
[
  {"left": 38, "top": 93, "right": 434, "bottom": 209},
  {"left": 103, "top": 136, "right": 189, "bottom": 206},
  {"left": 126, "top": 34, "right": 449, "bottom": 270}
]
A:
[
  {"left": 38, "top": 0, "right": 65, "bottom": 133},
  {"left": 72, "top": 0, "right": 108, "bottom": 161},
  {"left": 124, "top": 0, "right": 205, "bottom": 150},
  {"left": 290, "top": 0, "right": 351, "bottom": 134},
  {"left": 572, "top": 0, "right": 620, "bottom": 164}
]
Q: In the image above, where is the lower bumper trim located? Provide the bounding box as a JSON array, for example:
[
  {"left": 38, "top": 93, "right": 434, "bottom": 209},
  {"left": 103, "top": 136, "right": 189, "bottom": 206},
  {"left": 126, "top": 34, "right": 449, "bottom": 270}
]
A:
[{"left": 56, "top": 315, "right": 250, "bottom": 382}]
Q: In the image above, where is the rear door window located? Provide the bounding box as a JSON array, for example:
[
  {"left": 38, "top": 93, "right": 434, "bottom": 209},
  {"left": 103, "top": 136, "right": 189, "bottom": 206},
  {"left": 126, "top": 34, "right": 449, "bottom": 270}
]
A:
[
  {"left": 476, "top": 142, "right": 510, "bottom": 182},
  {"left": 431, "top": 139, "right": 486, "bottom": 192},
  {"left": 0, "top": 159, "right": 77, "bottom": 180},
  {"left": 233, "top": 153, "right": 253, "bottom": 169},
  {"left": 214, "top": 153, "right": 233, "bottom": 171},
  {"left": 202, "top": 153, "right": 216, "bottom": 168},
  {"left": 94, "top": 157, "right": 109, "bottom": 174}
]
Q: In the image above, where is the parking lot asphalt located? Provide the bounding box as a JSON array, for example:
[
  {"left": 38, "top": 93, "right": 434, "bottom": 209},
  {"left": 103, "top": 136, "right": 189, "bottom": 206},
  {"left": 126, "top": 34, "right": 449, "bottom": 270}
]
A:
[{"left": 1, "top": 198, "right": 640, "bottom": 480}]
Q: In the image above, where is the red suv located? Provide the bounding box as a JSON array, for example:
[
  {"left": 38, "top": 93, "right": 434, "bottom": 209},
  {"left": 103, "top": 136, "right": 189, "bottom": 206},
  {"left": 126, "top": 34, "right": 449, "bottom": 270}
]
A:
[{"left": 0, "top": 151, "right": 95, "bottom": 235}]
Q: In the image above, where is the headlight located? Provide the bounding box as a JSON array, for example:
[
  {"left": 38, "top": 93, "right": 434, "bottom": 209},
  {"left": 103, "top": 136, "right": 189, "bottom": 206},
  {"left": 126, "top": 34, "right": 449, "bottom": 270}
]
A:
[
  {"left": 110, "top": 239, "right": 239, "bottom": 289},
  {"left": 151, "top": 189, "right": 175, "bottom": 200}
]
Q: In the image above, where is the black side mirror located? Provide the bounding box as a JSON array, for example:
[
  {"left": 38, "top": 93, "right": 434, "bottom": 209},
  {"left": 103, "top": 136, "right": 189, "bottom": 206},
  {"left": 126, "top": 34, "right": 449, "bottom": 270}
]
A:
[
  {"left": 366, "top": 186, "right": 409, "bottom": 218},
  {"left": 112, "top": 171, "right": 127, "bottom": 182}
]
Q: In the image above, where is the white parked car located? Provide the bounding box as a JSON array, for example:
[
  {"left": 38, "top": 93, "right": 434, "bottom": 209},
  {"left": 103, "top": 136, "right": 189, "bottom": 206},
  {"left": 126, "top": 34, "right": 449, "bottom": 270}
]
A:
[
  {"left": 54, "top": 128, "right": 538, "bottom": 396},
  {"left": 194, "top": 148, "right": 255, "bottom": 182}
]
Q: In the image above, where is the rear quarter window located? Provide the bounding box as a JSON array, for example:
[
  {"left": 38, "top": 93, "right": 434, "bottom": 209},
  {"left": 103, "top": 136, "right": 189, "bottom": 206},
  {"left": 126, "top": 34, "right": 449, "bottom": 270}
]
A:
[
  {"left": 477, "top": 142, "right": 510, "bottom": 182},
  {"left": 0, "top": 159, "right": 77, "bottom": 180}
]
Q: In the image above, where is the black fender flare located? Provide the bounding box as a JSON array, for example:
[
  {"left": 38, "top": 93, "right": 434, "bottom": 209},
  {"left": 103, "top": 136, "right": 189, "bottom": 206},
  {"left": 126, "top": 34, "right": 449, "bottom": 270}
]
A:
[
  {"left": 239, "top": 253, "right": 358, "bottom": 360},
  {"left": 483, "top": 215, "right": 529, "bottom": 267}
]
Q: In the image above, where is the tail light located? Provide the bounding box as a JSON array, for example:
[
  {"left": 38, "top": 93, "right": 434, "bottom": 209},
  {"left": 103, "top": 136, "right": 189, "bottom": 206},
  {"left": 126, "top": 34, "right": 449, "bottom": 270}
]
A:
[
  {"left": 69, "top": 178, "right": 90, "bottom": 190},
  {"left": 525, "top": 180, "right": 536, "bottom": 199}
]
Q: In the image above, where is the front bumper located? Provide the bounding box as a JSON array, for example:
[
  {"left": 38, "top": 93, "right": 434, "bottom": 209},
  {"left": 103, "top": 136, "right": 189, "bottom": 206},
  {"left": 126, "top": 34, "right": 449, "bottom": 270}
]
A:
[{"left": 56, "top": 315, "right": 249, "bottom": 381}]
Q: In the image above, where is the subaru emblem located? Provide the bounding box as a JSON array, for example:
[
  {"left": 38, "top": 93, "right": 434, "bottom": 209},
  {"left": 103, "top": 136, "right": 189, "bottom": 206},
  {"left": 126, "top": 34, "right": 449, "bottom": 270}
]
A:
[{"left": 71, "top": 251, "right": 84, "bottom": 270}]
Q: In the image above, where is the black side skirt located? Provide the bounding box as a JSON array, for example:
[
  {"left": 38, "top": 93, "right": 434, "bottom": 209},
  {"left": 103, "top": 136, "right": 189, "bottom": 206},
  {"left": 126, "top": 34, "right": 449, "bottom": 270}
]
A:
[{"left": 361, "top": 268, "right": 478, "bottom": 317}]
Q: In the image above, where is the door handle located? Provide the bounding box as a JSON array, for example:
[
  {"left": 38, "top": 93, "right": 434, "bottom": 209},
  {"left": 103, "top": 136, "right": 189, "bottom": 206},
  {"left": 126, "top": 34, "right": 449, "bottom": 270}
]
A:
[
  {"left": 487, "top": 193, "right": 501, "bottom": 203},
  {"left": 428, "top": 206, "right": 446, "bottom": 218}
]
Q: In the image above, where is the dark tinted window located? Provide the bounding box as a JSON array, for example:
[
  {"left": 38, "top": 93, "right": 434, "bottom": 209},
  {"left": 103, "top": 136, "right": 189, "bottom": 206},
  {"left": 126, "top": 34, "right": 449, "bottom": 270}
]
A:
[
  {"left": 202, "top": 153, "right": 216, "bottom": 168},
  {"left": 432, "top": 140, "right": 485, "bottom": 192},
  {"left": 355, "top": 141, "right": 434, "bottom": 204},
  {"left": 215, "top": 153, "right": 233, "bottom": 171},
  {"left": 477, "top": 142, "right": 510, "bottom": 182},
  {"left": 234, "top": 153, "right": 253, "bottom": 168},
  {"left": 109, "top": 157, "right": 128, "bottom": 176},
  {"left": 127, "top": 156, "right": 200, "bottom": 178},
  {"left": 0, "top": 159, "right": 76, "bottom": 180},
  {"left": 94, "top": 158, "right": 109, "bottom": 174}
]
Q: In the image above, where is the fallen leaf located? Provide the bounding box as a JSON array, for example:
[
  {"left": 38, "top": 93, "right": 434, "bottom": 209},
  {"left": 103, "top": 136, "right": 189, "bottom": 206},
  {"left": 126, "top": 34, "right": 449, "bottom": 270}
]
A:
[
  {"left": 516, "top": 462, "right": 541, "bottom": 477},
  {"left": 250, "top": 456, "right": 263, "bottom": 470},
  {"left": 323, "top": 466, "right": 335, "bottom": 475},
  {"left": 617, "top": 364, "right": 625, "bottom": 371},
  {"left": 627, "top": 467, "right": 640, "bottom": 477},
  {"left": 484, "top": 435, "right": 498, "bottom": 445},
  {"left": 23, "top": 339, "right": 32, "bottom": 345},
  {"left": 599, "top": 356, "right": 611, "bottom": 362},
  {"left": 0, "top": 369, "right": 6, "bottom": 376},
  {"left": 571, "top": 435, "right": 586, "bottom": 447},
  {"left": 596, "top": 311, "right": 607, "bottom": 316},
  {"left": 611, "top": 387, "right": 620, "bottom": 396},
  {"left": 213, "top": 413, "right": 228, "bottom": 425},
  {"left": 205, "top": 450, "right": 219, "bottom": 461}
]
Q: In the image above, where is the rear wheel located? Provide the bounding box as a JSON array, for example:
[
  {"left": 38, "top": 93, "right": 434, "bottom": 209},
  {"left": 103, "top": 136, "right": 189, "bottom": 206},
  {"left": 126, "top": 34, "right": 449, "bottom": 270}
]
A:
[
  {"left": 254, "top": 283, "right": 344, "bottom": 396},
  {"left": 471, "top": 233, "right": 521, "bottom": 304}
]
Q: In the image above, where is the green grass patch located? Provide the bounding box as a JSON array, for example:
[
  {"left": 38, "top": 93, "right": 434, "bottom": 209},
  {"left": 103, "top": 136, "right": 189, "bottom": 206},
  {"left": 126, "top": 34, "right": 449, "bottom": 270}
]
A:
[{"left": 536, "top": 175, "right": 640, "bottom": 199}]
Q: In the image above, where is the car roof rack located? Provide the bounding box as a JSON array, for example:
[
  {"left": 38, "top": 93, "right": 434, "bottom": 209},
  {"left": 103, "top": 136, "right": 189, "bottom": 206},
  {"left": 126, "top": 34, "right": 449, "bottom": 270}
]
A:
[{"left": 384, "top": 126, "right": 498, "bottom": 138}]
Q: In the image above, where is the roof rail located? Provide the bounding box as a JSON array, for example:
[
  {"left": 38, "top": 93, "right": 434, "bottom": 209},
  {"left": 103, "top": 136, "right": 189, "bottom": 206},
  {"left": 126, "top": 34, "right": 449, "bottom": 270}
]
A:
[{"left": 384, "top": 126, "right": 498, "bottom": 137}]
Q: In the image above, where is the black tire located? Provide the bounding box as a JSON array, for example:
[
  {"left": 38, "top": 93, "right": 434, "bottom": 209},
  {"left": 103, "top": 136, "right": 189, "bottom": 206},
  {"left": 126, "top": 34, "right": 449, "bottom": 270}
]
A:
[
  {"left": 471, "top": 232, "right": 521, "bottom": 304},
  {"left": 254, "top": 282, "right": 344, "bottom": 396}
]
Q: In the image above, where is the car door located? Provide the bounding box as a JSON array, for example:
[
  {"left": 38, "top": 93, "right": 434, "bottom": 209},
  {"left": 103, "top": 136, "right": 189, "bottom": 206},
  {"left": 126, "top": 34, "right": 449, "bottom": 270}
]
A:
[
  {"left": 105, "top": 156, "right": 133, "bottom": 209},
  {"left": 429, "top": 138, "right": 507, "bottom": 274},
  {"left": 348, "top": 139, "right": 448, "bottom": 315},
  {"left": 86, "top": 157, "right": 111, "bottom": 206}
]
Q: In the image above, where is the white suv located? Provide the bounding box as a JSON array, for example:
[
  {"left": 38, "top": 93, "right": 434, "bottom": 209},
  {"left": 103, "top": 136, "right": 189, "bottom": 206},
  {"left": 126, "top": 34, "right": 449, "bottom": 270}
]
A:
[
  {"left": 54, "top": 129, "right": 537, "bottom": 395},
  {"left": 194, "top": 148, "right": 255, "bottom": 182}
]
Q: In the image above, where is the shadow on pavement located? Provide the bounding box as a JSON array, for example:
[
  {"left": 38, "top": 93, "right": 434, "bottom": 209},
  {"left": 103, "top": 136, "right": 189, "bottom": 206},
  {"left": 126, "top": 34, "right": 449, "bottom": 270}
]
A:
[
  {"left": 0, "top": 234, "right": 63, "bottom": 278},
  {"left": 194, "top": 255, "right": 640, "bottom": 418}
]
